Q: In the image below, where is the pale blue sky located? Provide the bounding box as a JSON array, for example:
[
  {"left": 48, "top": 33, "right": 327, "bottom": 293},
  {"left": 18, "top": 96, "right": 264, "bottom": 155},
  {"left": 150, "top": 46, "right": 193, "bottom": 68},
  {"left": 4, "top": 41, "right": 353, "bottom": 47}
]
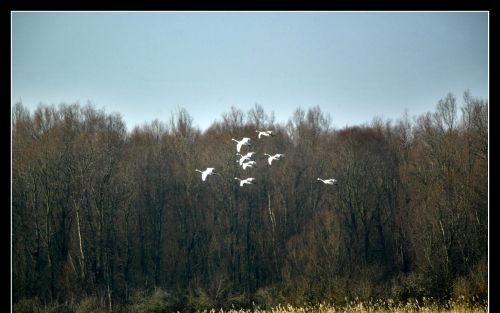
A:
[{"left": 12, "top": 11, "right": 488, "bottom": 132}]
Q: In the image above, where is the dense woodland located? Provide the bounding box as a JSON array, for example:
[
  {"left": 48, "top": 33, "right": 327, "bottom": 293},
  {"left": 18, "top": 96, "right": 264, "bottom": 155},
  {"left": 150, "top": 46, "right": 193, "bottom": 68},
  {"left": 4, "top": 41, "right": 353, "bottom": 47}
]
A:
[{"left": 12, "top": 91, "right": 488, "bottom": 312}]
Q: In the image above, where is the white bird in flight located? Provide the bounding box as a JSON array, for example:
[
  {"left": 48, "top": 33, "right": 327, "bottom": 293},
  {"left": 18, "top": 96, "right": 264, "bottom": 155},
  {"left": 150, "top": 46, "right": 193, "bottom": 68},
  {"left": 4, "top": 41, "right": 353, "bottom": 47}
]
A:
[
  {"left": 195, "top": 167, "right": 218, "bottom": 181},
  {"left": 241, "top": 160, "right": 257, "bottom": 170},
  {"left": 317, "top": 178, "right": 338, "bottom": 185},
  {"left": 264, "top": 153, "right": 285, "bottom": 166},
  {"left": 231, "top": 137, "right": 252, "bottom": 152},
  {"left": 256, "top": 130, "right": 274, "bottom": 139},
  {"left": 234, "top": 177, "right": 256, "bottom": 187},
  {"left": 236, "top": 152, "right": 256, "bottom": 165}
]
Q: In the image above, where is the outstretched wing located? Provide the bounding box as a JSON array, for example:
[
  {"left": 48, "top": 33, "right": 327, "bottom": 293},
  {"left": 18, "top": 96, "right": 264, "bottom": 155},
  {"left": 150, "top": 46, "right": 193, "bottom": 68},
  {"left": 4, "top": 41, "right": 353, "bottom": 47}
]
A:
[{"left": 238, "top": 156, "right": 245, "bottom": 165}]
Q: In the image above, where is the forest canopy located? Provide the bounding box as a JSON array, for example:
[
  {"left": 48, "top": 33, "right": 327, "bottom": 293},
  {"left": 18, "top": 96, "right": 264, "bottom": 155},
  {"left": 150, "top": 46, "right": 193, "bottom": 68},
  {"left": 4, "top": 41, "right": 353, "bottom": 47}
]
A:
[{"left": 11, "top": 91, "right": 488, "bottom": 312}]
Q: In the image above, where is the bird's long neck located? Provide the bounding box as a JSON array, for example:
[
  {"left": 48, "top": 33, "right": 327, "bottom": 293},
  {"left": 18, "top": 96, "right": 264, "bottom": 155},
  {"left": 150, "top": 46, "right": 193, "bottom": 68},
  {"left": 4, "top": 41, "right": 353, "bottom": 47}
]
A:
[
  {"left": 195, "top": 169, "right": 203, "bottom": 173},
  {"left": 231, "top": 138, "right": 239, "bottom": 143}
]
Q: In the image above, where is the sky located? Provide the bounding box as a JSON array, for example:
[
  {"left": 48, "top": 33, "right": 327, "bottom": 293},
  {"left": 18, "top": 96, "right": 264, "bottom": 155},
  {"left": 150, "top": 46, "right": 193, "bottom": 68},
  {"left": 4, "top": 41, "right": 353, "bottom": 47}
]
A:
[{"left": 11, "top": 11, "right": 488, "bottom": 132}]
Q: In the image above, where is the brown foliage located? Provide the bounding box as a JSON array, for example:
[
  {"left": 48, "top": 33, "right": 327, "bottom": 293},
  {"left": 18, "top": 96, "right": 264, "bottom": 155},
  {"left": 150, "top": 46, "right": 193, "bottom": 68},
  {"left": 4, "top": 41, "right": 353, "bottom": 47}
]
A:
[{"left": 12, "top": 92, "right": 488, "bottom": 308}]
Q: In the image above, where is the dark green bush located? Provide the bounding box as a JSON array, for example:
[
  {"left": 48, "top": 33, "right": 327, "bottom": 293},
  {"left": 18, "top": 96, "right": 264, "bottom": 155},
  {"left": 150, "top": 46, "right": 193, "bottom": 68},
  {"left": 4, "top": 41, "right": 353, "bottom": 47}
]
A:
[
  {"left": 185, "top": 288, "right": 214, "bottom": 312},
  {"left": 75, "top": 297, "right": 107, "bottom": 313},
  {"left": 390, "top": 272, "right": 426, "bottom": 301},
  {"left": 129, "top": 288, "right": 172, "bottom": 313},
  {"left": 254, "top": 287, "right": 285, "bottom": 309},
  {"left": 13, "top": 298, "right": 42, "bottom": 313}
]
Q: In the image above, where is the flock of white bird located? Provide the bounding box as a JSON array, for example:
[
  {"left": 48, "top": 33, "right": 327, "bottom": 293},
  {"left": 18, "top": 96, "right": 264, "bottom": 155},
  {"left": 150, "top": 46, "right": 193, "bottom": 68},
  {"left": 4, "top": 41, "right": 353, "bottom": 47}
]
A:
[{"left": 195, "top": 129, "right": 337, "bottom": 187}]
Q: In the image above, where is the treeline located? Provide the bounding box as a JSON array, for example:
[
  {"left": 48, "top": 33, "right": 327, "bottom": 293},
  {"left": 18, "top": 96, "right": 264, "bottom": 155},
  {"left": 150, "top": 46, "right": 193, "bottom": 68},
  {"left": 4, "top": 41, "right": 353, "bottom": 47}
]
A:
[{"left": 12, "top": 91, "right": 487, "bottom": 312}]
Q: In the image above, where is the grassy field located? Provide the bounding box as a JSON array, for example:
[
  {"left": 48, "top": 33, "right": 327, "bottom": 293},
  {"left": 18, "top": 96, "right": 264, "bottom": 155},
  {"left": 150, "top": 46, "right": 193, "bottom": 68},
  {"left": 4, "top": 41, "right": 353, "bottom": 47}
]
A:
[
  {"left": 197, "top": 301, "right": 488, "bottom": 313},
  {"left": 13, "top": 298, "right": 488, "bottom": 313}
]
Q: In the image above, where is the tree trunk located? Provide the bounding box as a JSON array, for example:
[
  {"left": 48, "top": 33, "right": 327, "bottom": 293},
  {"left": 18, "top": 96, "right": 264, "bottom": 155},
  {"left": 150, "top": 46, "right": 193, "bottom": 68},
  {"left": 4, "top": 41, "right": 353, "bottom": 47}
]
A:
[{"left": 73, "top": 200, "right": 86, "bottom": 281}]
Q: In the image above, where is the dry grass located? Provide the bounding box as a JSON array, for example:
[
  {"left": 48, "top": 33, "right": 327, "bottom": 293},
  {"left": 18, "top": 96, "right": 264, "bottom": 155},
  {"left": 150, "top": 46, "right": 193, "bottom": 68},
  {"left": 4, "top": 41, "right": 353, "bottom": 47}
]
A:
[
  {"left": 12, "top": 296, "right": 488, "bottom": 313},
  {"left": 198, "top": 299, "right": 487, "bottom": 313}
]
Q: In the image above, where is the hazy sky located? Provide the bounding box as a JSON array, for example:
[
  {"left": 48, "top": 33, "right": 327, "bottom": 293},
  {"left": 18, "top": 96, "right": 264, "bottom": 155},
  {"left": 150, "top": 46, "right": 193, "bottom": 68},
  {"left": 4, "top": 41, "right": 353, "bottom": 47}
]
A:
[{"left": 12, "top": 11, "right": 488, "bottom": 132}]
